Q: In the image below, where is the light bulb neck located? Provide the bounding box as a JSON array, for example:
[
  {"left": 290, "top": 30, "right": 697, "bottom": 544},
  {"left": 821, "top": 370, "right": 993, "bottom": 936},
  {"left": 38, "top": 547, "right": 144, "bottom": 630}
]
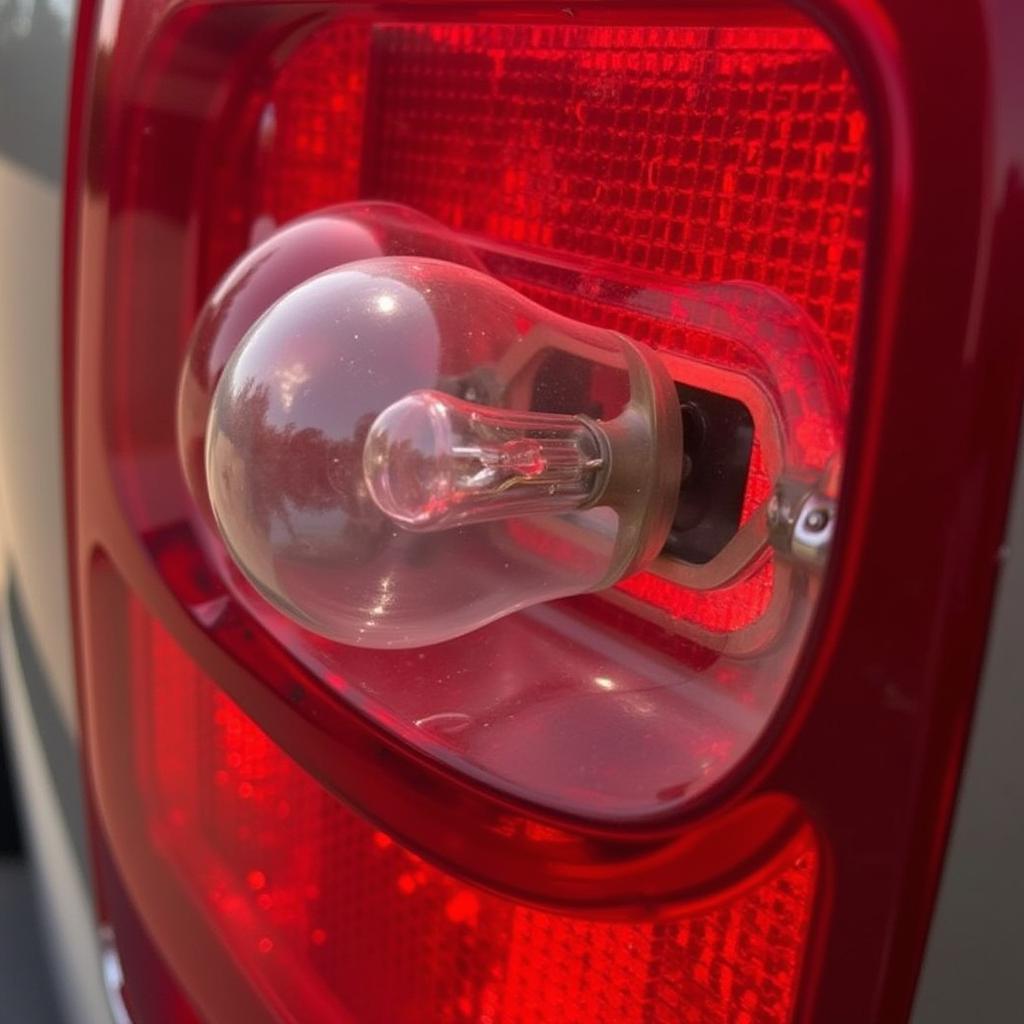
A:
[{"left": 363, "top": 389, "right": 609, "bottom": 532}]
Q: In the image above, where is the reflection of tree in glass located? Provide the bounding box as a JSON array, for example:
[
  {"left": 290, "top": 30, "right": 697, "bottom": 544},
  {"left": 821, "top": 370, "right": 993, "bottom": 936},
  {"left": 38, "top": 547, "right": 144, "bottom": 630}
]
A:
[{"left": 222, "top": 379, "right": 386, "bottom": 559}]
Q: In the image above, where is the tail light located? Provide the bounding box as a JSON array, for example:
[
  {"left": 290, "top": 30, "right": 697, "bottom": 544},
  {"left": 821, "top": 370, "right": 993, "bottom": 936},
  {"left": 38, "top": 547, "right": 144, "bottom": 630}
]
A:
[{"left": 64, "top": 2, "right": 1023, "bottom": 1023}]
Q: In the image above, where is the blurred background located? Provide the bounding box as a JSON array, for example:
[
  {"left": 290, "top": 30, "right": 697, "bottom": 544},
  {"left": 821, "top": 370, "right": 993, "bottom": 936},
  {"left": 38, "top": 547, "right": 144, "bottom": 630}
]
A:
[
  {"left": 1, "top": 713, "right": 21, "bottom": 851},
  {"left": 2, "top": 636, "right": 64, "bottom": 1023},
  {"left": 1, "top": 4, "right": 78, "bottom": 1019}
]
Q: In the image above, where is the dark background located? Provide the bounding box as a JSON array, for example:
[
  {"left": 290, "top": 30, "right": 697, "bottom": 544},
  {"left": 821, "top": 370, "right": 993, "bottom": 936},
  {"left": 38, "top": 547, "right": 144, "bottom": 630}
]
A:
[
  {"left": 0, "top": 670, "right": 64, "bottom": 1023},
  {"left": 1, "top": 710, "right": 21, "bottom": 853}
]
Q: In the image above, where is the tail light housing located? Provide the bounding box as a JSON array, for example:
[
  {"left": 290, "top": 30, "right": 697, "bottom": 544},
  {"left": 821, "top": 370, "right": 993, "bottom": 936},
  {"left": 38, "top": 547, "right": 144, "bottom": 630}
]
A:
[{"left": 64, "top": 1, "right": 1024, "bottom": 1023}]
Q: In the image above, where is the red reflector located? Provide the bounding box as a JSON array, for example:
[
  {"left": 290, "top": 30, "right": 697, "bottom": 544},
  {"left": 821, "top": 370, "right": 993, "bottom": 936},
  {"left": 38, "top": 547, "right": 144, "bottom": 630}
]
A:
[
  {"left": 67, "top": 0, "right": 1020, "bottom": 1020},
  {"left": 71, "top": 3, "right": 868, "bottom": 1019},
  {"left": 131, "top": 595, "right": 818, "bottom": 1024},
  {"left": 202, "top": 21, "right": 369, "bottom": 287},
  {"left": 363, "top": 24, "right": 867, "bottom": 373},
  {"left": 82, "top": 9, "right": 865, "bottom": 823}
]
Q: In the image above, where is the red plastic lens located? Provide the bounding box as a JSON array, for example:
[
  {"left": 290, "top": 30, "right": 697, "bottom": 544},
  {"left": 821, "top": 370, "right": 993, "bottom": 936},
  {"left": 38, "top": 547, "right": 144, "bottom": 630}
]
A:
[
  {"left": 132, "top": 593, "right": 818, "bottom": 1024},
  {"left": 69, "top": 2, "right": 869, "bottom": 1020},
  {"left": 202, "top": 21, "right": 370, "bottom": 287},
  {"left": 363, "top": 23, "right": 868, "bottom": 371},
  {"left": 67, "top": 0, "right": 1024, "bottom": 1022},
  {"left": 91, "top": 7, "right": 870, "bottom": 821}
]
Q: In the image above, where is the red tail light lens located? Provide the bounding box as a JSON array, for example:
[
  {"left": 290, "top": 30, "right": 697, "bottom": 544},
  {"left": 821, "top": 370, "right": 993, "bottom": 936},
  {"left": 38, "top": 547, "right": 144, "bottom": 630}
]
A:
[
  {"left": 67, "top": 1, "right": 1021, "bottom": 1023},
  {"left": 124, "top": 589, "right": 817, "bottom": 1024},
  {"left": 73, "top": 2, "right": 856, "bottom": 1019},
  {"left": 98, "top": 5, "right": 866, "bottom": 822},
  {"left": 202, "top": 20, "right": 370, "bottom": 285}
]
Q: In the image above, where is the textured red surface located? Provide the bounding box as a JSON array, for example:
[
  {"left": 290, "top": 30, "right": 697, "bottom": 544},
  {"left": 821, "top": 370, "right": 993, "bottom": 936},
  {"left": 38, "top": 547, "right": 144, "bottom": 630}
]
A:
[
  {"left": 136, "top": 597, "right": 818, "bottom": 1024},
  {"left": 202, "top": 21, "right": 370, "bottom": 288},
  {"left": 365, "top": 23, "right": 869, "bottom": 376}
]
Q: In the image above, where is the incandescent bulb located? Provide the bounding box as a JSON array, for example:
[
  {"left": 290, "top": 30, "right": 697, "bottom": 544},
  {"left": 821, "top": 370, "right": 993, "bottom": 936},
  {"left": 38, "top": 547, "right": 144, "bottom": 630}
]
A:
[
  {"left": 204, "top": 256, "right": 682, "bottom": 648},
  {"left": 177, "top": 202, "right": 484, "bottom": 526}
]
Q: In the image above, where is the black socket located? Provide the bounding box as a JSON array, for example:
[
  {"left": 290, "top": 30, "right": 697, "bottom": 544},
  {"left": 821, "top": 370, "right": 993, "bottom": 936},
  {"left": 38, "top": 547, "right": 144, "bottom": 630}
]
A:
[{"left": 663, "top": 382, "right": 754, "bottom": 565}]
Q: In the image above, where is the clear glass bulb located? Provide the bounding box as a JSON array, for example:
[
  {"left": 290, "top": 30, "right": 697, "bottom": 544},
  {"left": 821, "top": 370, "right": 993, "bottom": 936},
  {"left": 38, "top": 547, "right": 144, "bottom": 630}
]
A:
[
  {"left": 205, "top": 256, "right": 681, "bottom": 648},
  {"left": 177, "top": 202, "right": 484, "bottom": 528}
]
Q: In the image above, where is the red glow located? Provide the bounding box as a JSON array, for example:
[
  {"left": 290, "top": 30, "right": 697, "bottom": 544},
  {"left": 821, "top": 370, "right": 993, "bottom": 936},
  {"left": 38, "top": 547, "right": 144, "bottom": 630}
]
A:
[
  {"left": 202, "top": 21, "right": 370, "bottom": 289},
  {"left": 367, "top": 23, "right": 868, "bottom": 377},
  {"left": 620, "top": 562, "right": 775, "bottom": 633},
  {"left": 134, "top": 597, "right": 818, "bottom": 1024}
]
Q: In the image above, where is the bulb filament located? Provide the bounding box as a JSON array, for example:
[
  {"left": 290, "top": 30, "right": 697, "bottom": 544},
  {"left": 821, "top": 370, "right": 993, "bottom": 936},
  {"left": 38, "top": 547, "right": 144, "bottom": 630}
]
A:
[{"left": 363, "top": 390, "right": 608, "bottom": 531}]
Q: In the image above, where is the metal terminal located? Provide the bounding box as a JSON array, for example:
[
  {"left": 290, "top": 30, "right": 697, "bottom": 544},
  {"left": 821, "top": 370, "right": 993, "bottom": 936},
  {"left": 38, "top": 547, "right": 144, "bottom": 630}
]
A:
[{"left": 767, "top": 477, "right": 837, "bottom": 571}]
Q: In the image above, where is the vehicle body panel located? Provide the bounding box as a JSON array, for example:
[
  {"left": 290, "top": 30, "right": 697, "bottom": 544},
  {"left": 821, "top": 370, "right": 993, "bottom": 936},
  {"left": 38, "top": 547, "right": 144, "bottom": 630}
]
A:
[{"left": 0, "top": 2, "right": 111, "bottom": 1020}]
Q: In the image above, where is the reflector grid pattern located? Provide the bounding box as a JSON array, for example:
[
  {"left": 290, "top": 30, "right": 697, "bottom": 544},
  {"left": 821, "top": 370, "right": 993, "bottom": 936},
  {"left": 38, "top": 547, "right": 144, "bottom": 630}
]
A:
[
  {"left": 202, "top": 21, "right": 370, "bottom": 288},
  {"left": 365, "top": 23, "right": 869, "bottom": 377},
  {"left": 136, "top": 601, "right": 818, "bottom": 1024}
]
